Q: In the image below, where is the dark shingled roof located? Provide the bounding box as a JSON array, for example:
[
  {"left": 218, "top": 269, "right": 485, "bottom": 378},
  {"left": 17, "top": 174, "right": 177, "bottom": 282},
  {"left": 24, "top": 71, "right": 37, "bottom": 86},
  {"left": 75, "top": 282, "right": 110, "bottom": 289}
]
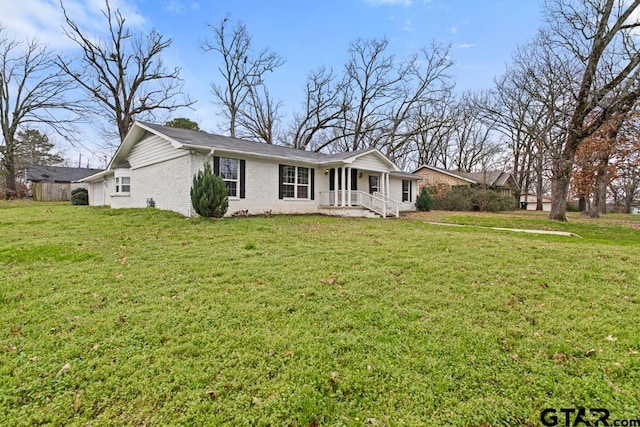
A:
[
  {"left": 139, "top": 122, "right": 374, "bottom": 164},
  {"left": 26, "top": 165, "right": 105, "bottom": 183}
]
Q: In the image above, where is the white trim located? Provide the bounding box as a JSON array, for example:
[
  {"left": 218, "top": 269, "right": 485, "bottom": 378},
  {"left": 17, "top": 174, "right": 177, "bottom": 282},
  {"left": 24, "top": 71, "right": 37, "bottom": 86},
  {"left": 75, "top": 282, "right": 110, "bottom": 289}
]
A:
[
  {"left": 218, "top": 157, "right": 240, "bottom": 198},
  {"left": 282, "top": 165, "right": 311, "bottom": 200}
]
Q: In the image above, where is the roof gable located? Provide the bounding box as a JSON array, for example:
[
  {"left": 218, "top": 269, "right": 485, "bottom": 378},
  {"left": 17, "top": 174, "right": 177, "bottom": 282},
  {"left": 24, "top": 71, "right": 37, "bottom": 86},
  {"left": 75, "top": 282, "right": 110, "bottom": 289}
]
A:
[
  {"left": 412, "top": 165, "right": 476, "bottom": 184},
  {"left": 413, "top": 165, "right": 518, "bottom": 189}
]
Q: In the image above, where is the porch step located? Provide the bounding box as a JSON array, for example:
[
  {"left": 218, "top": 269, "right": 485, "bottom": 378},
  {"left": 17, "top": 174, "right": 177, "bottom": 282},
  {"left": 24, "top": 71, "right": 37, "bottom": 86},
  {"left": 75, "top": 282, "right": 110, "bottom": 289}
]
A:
[{"left": 318, "top": 206, "right": 382, "bottom": 218}]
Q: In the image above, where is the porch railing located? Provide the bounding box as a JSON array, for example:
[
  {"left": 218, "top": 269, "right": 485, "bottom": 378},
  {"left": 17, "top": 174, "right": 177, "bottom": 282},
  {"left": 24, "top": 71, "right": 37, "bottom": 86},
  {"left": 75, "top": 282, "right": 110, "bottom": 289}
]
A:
[{"left": 319, "top": 191, "right": 400, "bottom": 218}]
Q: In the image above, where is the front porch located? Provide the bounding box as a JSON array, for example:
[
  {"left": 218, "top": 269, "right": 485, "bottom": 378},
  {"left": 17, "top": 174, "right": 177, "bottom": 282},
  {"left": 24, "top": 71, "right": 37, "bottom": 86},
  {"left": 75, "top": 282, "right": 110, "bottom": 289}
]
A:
[{"left": 319, "top": 190, "right": 400, "bottom": 217}]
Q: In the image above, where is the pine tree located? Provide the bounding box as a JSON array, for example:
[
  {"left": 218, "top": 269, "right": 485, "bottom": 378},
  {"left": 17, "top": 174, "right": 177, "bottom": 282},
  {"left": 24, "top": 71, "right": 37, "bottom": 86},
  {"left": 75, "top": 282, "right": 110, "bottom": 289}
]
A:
[
  {"left": 190, "top": 163, "right": 229, "bottom": 218},
  {"left": 415, "top": 187, "right": 434, "bottom": 211}
]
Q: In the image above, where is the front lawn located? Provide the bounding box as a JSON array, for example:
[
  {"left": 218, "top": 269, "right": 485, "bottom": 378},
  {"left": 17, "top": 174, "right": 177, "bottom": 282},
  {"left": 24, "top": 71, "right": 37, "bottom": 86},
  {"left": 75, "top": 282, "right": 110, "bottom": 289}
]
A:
[{"left": 1, "top": 202, "right": 639, "bottom": 426}]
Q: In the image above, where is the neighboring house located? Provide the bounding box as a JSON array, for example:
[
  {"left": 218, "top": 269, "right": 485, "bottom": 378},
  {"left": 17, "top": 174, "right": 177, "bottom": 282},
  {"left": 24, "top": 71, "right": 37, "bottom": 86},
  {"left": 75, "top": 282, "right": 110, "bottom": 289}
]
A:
[
  {"left": 26, "top": 165, "right": 104, "bottom": 202},
  {"left": 80, "top": 121, "right": 419, "bottom": 217},
  {"left": 412, "top": 165, "right": 519, "bottom": 198},
  {"left": 519, "top": 193, "right": 552, "bottom": 211}
]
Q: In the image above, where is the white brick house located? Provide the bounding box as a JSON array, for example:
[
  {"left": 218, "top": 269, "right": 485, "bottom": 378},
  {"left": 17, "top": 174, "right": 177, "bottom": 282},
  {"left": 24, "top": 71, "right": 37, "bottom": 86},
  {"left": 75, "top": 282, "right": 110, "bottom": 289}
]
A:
[{"left": 81, "top": 121, "right": 419, "bottom": 217}]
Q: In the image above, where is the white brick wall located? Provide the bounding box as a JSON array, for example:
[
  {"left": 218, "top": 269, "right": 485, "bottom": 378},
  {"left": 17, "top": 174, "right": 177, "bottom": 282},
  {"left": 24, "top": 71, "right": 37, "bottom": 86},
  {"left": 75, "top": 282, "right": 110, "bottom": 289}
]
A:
[
  {"left": 192, "top": 153, "right": 320, "bottom": 216},
  {"left": 89, "top": 149, "right": 415, "bottom": 216},
  {"left": 105, "top": 155, "right": 193, "bottom": 215}
]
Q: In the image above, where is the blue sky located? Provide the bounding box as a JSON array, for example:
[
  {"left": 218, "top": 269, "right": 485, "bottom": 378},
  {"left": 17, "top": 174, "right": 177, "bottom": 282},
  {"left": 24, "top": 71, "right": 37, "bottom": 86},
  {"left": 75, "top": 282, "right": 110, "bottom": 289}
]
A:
[{"left": 1, "top": 0, "right": 544, "bottom": 165}]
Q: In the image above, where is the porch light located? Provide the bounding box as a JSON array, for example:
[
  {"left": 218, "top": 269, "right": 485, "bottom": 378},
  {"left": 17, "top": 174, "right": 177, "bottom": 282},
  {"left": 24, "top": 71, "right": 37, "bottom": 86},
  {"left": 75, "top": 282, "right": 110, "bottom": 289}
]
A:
[
  {"left": 324, "top": 168, "right": 330, "bottom": 175},
  {"left": 359, "top": 172, "right": 363, "bottom": 178}
]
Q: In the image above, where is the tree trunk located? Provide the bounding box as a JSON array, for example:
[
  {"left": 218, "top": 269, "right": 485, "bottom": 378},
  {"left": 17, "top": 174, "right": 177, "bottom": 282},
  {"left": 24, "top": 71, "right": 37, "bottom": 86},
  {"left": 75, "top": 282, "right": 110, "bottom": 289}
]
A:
[
  {"left": 2, "top": 146, "right": 17, "bottom": 198},
  {"left": 536, "top": 150, "right": 544, "bottom": 211},
  {"left": 623, "top": 172, "right": 637, "bottom": 214},
  {"left": 578, "top": 196, "right": 586, "bottom": 212},
  {"left": 549, "top": 144, "right": 577, "bottom": 221}
]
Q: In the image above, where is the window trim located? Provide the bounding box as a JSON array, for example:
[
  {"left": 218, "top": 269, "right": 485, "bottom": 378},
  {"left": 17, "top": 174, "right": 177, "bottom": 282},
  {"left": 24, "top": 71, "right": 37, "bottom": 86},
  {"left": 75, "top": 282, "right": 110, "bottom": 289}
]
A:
[
  {"left": 213, "top": 156, "right": 245, "bottom": 199},
  {"left": 218, "top": 157, "right": 239, "bottom": 199},
  {"left": 402, "top": 179, "right": 411, "bottom": 202},
  {"left": 115, "top": 176, "right": 131, "bottom": 194},
  {"left": 279, "top": 165, "right": 314, "bottom": 200}
]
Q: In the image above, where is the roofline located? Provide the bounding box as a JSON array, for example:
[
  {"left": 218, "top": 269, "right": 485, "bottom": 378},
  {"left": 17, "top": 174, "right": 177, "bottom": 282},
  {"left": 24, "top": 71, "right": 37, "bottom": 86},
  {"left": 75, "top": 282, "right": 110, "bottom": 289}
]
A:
[
  {"left": 107, "top": 121, "right": 409, "bottom": 173},
  {"left": 77, "top": 169, "right": 113, "bottom": 182},
  {"left": 340, "top": 148, "right": 399, "bottom": 170},
  {"left": 412, "top": 165, "right": 477, "bottom": 184},
  {"left": 389, "top": 171, "right": 421, "bottom": 180},
  {"left": 106, "top": 122, "right": 184, "bottom": 171},
  {"left": 183, "top": 144, "right": 320, "bottom": 165}
]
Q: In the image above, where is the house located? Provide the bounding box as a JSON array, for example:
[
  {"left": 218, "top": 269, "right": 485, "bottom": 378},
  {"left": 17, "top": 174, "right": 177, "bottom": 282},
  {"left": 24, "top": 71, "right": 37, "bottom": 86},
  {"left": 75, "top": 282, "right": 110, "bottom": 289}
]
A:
[
  {"left": 412, "top": 165, "right": 519, "bottom": 198},
  {"left": 80, "top": 121, "right": 419, "bottom": 217},
  {"left": 519, "top": 193, "right": 552, "bottom": 211},
  {"left": 26, "top": 165, "right": 104, "bottom": 201}
]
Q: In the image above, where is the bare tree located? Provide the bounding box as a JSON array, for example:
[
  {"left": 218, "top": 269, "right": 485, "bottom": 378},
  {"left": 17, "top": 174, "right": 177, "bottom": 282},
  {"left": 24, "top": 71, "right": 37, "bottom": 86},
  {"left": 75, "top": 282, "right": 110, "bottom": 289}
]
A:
[
  {"left": 378, "top": 43, "right": 454, "bottom": 164},
  {"left": 486, "top": 69, "right": 539, "bottom": 204},
  {"left": 338, "top": 37, "right": 401, "bottom": 152},
  {"left": 287, "top": 67, "right": 348, "bottom": 150},
  {"left": 0, "top": 27, "right": 80, "bottom": 197},
  {"left": 57, "top": 0, "right": 194, "bottom": 144},
  {"left": 449, "top": 91, "right": 503, "bottom": 173},
  {"left": 608, "top": 111, "right": 640, "bottom": 213},
  {"left": 412, "top": 97, "right": 457, "bottom": 169},
  {"left": 236, "top": 84, "right": 282, "bottom": 144},
  {"left": 540, "top": 0, "right": 640, "bottom": 221},
  {"left": 303, "top": 38, "right": 454, "bottom": 163},
  {"left": 202, "top": 16, "right": 283, "bottom": 139}
]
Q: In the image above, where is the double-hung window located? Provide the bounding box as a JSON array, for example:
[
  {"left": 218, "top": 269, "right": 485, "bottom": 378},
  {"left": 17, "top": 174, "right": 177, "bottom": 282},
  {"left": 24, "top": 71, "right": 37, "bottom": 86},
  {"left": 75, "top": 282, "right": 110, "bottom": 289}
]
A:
[
  {"left": 213, "top": 156, "right": 245, "bottom": 199},
  {"left": 279, "top": 165, "right": 313, "bottom": 200},
  {"left": 402, "top": 180, "right": 411, "bottom": 202},
  {"left": 115, "top": 176, "right": 130, "bottom": 193},
  {"left": 219, "top": 157, "right": 239, "bottom": 197}
]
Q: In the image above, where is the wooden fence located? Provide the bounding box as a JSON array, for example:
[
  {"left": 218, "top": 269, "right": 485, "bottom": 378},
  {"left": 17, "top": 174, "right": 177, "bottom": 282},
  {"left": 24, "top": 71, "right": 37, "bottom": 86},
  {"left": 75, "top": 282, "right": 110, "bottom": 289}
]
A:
[{"left": 32, "top": 182, "right": 72, "bottom": 201}]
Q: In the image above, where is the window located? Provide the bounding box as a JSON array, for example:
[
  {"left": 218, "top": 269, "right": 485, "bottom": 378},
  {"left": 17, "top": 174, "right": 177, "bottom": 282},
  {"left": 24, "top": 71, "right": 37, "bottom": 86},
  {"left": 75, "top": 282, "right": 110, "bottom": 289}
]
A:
[
  {"left": 369, "top": 176, "right": 379, "bottom": 194},
  {"left": 219, "top": 157, "right": 239, "bottom": 197},
  {"left": 213, "top": 156, "right": 245, "bottom": 199},
  {"left": 402, "top": 180, "right": 411, "bottom": 202},
  {"left": 115, "top": 176, "right": 130, "bottom": 193},
  {"left": 279, "top": 165, "right": 313, "bottom": 200}
]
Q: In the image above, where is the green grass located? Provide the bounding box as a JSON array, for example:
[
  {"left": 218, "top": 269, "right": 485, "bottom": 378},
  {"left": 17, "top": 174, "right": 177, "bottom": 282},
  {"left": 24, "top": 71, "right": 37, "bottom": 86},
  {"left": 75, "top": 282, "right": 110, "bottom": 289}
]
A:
[{"left": 1, "top": 202, "right": 639, "bottom": 426}]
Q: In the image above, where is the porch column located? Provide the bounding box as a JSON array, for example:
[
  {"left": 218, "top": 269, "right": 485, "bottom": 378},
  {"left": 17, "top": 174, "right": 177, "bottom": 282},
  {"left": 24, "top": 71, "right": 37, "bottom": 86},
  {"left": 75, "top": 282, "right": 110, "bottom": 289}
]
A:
[
  {"left": 333, "top": 168, "right": 339, "bottom": 206},
  {"left": 346, "top": 167, "right": 352, "bottom": 207},
  {"left": 385, "top": 173, "right": 390, "bottom": 198},
  {"left": 380, "top": 173, "right": 385, "bottom": 196},
  {"left": 341, "top": 166, "right": 346, "bottom": 207}
]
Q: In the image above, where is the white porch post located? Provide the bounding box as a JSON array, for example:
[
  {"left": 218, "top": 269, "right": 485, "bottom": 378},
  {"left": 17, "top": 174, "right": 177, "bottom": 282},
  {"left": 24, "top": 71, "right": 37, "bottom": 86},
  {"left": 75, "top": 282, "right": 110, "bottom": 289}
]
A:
[
  {"left": 333, "top": 168, "right": 339, "bottom": 206},
  {"left": 346, "top": 167, "right": 352, "bottom": 206},
  {"left": 341, "top": 166, "right": 346, "bottom": 207},
  {"left": 380, "top": 173, "right": 385, "bottom": 196},
  {"left": 385, "top": 173, "right": 390, "bottom": 198}
]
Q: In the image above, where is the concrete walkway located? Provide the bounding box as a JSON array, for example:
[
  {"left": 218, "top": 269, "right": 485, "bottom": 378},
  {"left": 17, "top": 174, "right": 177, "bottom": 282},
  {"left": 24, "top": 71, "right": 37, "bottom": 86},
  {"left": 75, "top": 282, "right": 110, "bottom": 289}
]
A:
[{"left": 425, "top": 222, "right": 582, "bottom": 238}]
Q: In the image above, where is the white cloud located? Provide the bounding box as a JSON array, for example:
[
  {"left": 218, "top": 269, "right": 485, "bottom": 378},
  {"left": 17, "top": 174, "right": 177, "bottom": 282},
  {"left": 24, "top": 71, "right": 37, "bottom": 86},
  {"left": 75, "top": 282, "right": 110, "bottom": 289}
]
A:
[
  {"left": 449, "top": 26, "right": 458, "bottom": 34},
  {"left": 403, "top": 19, "right": 412, "bottom": 31},
  {"left": 364, "top": 0, "right": 412, "bottom": 6},
  {"left": 0, "top": 0, "right": 145, "bottom": 49},
  {"left": 457, "top": 43, "right": 475, "bottom": 49},
  {"left": 166, "top": 0, "right": 186, "bottom": 14},
  {"left": 165, "top": 1, "right": 200, "bottom": 14}
]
